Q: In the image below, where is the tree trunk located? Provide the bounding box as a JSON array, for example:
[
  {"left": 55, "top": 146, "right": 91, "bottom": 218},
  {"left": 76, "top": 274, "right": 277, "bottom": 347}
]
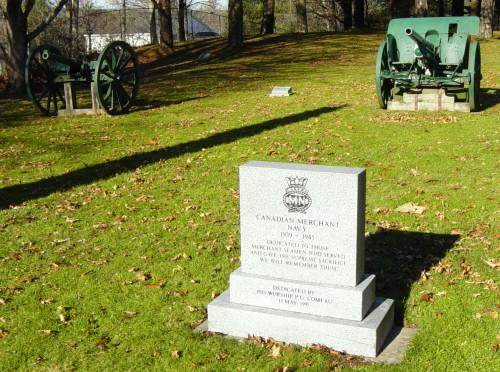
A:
[
  {"left": 469, "top": 0, "right": 481, "bottom": 16},
  {"left": 325, "top": 0, "right": 336, "bottom": 31},
  {"left": 340, "top": 0, "right": 352, "bottom": 30},
  {"left": 228, "top": 0, "right": 244, "bottom": 47},
  {"left": 414, "top": 0, "right": 428, "bottom": 16},
  {"left": 178, "top": 0, "right": 186, "bottom": 41},
  {"left": 480, "top": 0, "right": 494, "bottom": 38},
  {"left": 295, "top": 0, "right": 308, "bottom": 33},
  {"left": 353, "top": 0, "right": 364, "bottom": 28},
  {"left": 3, "top": 0, "right": 28, "bottom": 93},
  {"left": 67, "top": 1, "right": 73, "bottom": 55},
  {"left": 261, "top": 0, "right": 275, "bottom": 34},
  {"left": 158, "top": 0, "right": 174, "bottom": 48},
  {"left": 452, "top": 0, "right": 464, "bottom": 16},
  {"left": 150, "top": 4, "right": 158, "bottom": 44},
  {"left": 438, "top": 0, "right": 445, "bottom": 16},
  {"left": 389, "top": 0, "right": 397, "bottom": 18}
]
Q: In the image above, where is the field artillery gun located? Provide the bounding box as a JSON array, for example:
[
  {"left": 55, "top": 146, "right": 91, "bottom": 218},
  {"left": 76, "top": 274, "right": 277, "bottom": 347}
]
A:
[
  {"left": 375, "top": 17, "right": 481, "bottom": 112},
  {"left": 26, "top": 41, "right": 138, "bottom": 116}
]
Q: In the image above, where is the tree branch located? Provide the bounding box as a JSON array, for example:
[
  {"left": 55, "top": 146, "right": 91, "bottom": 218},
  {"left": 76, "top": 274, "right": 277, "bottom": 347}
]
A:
[
  {"left": 27, "top": 0, "right": 70, "bottom": 41},
  {"left": 24, "top": 0, "right": 36, "bottom": 16},
  {"left": 0, "top": 1, "right": 7, "bottom": 18}
]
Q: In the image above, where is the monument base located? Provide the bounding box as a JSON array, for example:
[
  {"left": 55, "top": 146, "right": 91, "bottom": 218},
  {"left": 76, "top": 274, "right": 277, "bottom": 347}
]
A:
[
  {"left": 207, "top": 291, "right": 394, "bottom": 358},
  {"left": 229, "top": 269, "right": 376, "bottom": 321}
]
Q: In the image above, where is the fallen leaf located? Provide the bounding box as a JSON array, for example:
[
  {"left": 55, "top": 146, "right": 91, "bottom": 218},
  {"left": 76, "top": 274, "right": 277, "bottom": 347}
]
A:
[
  {"left": 483, "top": 259, "right": 500, "bottom": 270},
  {"left": 420, "top": 292, "right": 433, "bottom": 302},
  {"left": 395, "top": 203, "right": 426, "bottom": 215},
  {"left": 38, "top": 329, "right": 54, "bottom": 335},
  {"left": 136, "top": 273, "right": 151, "bottom": 281},
  {"left": 270, "top": 344, "right": 281, "bottom": 358},
  {"left": 488, "top": 311, "right": 498, "bottom": 319},
  {"left": 146, "top": 282, "right": 164, "bottom": 289},
  {"left": 215, "top": 352, "right": 229, "bottom": 361},
  {"left": 373, "top": 207, "right": 391, "bottom": 214},
  {"left": 171, "top": 350, "right": 182, "bottom": 358},
  {"left": 124, "top": 311, "right": 137, "bottom": 318}
]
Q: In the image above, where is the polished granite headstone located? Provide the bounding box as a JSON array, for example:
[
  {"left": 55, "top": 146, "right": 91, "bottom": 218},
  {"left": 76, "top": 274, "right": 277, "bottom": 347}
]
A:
[{"left": 207, "top": 161, "right": 394, "bottom": 357}]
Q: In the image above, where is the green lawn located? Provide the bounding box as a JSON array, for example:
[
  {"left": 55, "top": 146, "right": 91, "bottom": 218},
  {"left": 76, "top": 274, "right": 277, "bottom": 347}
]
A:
[{"left": 0, "top": 32, "right": 499, "bottom": 371}]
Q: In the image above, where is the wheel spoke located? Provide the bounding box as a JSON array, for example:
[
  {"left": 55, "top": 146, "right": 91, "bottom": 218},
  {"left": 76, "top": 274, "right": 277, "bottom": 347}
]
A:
[
  {"left": 115, "top": 47, "right": 124, "bottom": 71},
  {"left": 55, "top": 85, "right": 65, "bottom": 105},
  {"left": 118, "top": 54, "right": 132, "bottom": 71},
  {"left": 47, "top": 91, "right": 52, "bottom": 112},
  {"left": 33, "top": 58, "right": 48, "bottom": 77},
  {"left": 116, "top": 83, "right": 130, "bottom": 107},
  {"left": 35, "top": 86, "right": 49, "bottom": 104},
  {"left": 114, "top": 86, "right": 124, "bottom": 109},
  {"left": 53, "top": 90, "right": 58, "bottom": 112}
]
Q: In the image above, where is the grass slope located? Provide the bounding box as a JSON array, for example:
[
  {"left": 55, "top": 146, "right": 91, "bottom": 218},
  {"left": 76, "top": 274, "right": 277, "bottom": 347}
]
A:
[{"left": 0, "top": 32, "right": 499, "bottom": 371}]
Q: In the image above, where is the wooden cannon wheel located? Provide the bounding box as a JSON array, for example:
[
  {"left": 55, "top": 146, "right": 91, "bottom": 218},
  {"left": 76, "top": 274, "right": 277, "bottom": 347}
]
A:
[
  {"left": 25, "top": 44, "right": 66, "bottom": 116},
  {"left": 467, "top": 41, "right": 481, "bottom": 112},
  {"left": 375, "top": 40, "right": 393, "bottom": 109},
  {"left": 94, "top": 41, "right": 139, "bottom": 115}
]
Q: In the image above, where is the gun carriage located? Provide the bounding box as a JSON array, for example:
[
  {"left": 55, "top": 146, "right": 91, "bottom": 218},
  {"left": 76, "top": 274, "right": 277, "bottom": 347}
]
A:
[
  {"left": 26, "top": 41, "right": 138, "bottom": 116},
  {"left": 376, "top": 17, "right": 481, "bottom": 111}
]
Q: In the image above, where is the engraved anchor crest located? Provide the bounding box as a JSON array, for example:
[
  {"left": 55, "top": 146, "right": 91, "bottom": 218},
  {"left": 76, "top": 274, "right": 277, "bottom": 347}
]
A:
[{"left": 283, "top": 176, "right": 312, "bottom": 213}]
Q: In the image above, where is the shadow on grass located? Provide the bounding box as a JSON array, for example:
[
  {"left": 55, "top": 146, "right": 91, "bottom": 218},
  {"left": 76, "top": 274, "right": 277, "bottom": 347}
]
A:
[
  {"left": 0, "top": 105, "right": 344, "bottom": 209},
  {"left": 479, "top": 87, "right": 500, "bottom": 111},
  {"left": 131, "top": 96, "right": 207, "bottom": 113},
  {"left": 365, "top": 229, "right": 460, "bottom": 325}
]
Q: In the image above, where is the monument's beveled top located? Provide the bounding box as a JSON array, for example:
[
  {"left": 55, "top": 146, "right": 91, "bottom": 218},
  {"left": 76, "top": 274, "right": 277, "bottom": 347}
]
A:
[{"left": 243, "top": 161, "right": 365, "bottom": 175}]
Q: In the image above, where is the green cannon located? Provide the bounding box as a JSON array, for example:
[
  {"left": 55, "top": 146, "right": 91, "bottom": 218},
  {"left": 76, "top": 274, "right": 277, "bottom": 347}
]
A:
[
  {"left": 376, "top": 17, "right": 481, "bottom": 111},
  {"left": 25, "top": 41, "right": 139, "bottom": 116}
]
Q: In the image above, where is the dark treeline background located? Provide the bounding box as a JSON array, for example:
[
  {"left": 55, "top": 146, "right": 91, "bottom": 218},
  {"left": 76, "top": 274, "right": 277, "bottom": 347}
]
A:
[{"left": 0, "top": 0, "right": 498, "bottom": 92}]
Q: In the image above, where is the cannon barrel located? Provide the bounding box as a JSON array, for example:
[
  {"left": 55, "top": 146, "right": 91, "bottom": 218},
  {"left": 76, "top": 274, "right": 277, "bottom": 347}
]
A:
[
  {"left": 404, "top": 27, "right": 437, "bottom": 61},
  {"left": 41, "top": 48, "right": 81, "bottom": 72}
]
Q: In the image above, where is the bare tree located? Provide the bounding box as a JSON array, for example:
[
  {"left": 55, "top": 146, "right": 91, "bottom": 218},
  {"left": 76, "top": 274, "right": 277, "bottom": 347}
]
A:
[
  {"left": 437, "top": 0, "right": 445, "bottom": 16},
  {"left": 480, "top": 0, "right": 494, "bottom": 38},
  {"left": 340, "top": 0, "right": 351, "bottom": 30},
  {"left": 178, "top": 0, "right": 186, "bottom": 41},
  {"left": 353, "top": 0, "right": 363, "bottom": 28},
  {"left": 295, "top": 0, "right": 308, "bottom": 32},
  {"left": 150, "top": 1, "right": 158, "bottom": 44},
  {"left": 414, "top": 0, "right": 427, "bottom": 16},
  {"left": 151, "top": 0, "right": 174, "bottom": 48},
  {"left": 0, "top": 0, "right": 70, "bottom": 92},
  {"left": 228, "top": 0, "right": 243, "bottom": 46},
  {"left": 80, "top": 0, "right": 97, "bottom": 52},
  {"left": 451, "top": 0, "right": 464, "bottom": 16},
  {"left": 261, "top": 0, "right": 275, "bottom": 34},
  {"left": 468, "top": 0, "right": 481, "bottom": 16}
]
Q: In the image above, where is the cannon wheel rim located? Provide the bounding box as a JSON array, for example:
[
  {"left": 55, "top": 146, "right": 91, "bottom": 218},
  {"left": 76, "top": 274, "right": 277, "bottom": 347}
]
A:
[
  {"left": 95, "top": 41, "right": 138, "bottom": 115},
  {"left": 25, "top": 44, "right": 66, "bottom": 116},
  {"left": 468, "top": 41, "right": 481, "bottom": 112},
  {"left": 375, "top": 40, "right": 392, "bottom": 109}
]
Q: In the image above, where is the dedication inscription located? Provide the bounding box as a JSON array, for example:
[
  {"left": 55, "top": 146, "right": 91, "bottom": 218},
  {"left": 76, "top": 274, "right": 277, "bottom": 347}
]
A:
[{"left": 207, "top": 161, "right": 394, "bottom": 358}]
